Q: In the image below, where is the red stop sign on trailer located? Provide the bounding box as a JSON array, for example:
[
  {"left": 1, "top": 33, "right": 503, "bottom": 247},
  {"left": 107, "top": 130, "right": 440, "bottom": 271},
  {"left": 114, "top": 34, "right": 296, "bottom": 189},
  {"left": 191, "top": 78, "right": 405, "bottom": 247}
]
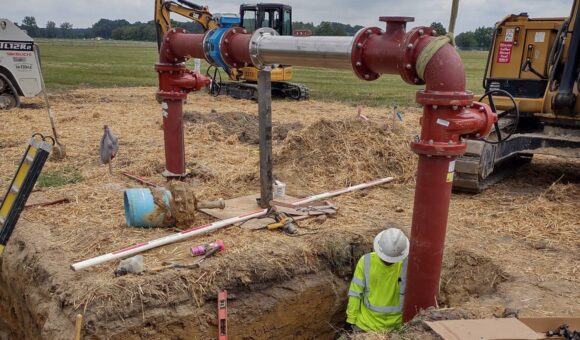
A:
[{"left": 497, "top": 42, "right": 513, "bottom": 63}]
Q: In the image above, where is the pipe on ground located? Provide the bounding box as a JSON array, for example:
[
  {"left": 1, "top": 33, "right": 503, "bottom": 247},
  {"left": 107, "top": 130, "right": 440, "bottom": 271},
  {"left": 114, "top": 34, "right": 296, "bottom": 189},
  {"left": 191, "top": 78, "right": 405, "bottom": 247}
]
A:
[{"left": 157, "top": 18, "right": 496, "bottom": 320}]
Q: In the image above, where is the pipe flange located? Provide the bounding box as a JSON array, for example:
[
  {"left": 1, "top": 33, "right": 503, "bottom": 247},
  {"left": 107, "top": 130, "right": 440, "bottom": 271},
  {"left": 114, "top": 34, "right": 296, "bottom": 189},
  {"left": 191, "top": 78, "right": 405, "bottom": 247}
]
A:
[
  {"left": 155, "top": 63, "right": 187, "bottom": 73},
  {"left": 249, "top": 27, "right": 279, "bottom": 69},
  {"left": 162, "top": 28, "right": 187, "bottom": 63},
  {"left": 410, "top": 140, "right": 467, "bottom": 156},
  {"left": 351, "top": 27, "right": 382, "bottom": 81},
  {"left": 399, "top": 26, "right": 433, "bottom": 85},
  {"left": 416, "top": 90, "right": 474, "bottom": 106},
  {"left": 220, "top": 27, "right": 248, "bottom": 69}
]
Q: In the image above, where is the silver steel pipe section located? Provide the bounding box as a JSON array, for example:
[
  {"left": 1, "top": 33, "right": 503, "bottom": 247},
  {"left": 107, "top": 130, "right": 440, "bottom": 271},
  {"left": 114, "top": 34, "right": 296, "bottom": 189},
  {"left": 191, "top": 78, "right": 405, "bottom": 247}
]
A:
[{"left": 250, "top": 28, "right": 354, "bottom": 70}]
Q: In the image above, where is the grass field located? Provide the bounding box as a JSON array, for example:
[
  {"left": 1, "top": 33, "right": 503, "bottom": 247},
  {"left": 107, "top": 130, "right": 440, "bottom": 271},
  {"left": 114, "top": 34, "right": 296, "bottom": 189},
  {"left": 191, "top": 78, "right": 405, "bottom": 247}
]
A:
[{"left": 38, "top": 39, "right": 488, "bottom": 106}]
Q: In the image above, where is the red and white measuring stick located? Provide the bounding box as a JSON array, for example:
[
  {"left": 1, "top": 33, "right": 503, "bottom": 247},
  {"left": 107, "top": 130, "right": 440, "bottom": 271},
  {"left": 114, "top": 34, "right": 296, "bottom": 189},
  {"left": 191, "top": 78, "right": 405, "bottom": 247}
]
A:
[{"left": 70, "top": 177, "right": 394, "bottom": 271}]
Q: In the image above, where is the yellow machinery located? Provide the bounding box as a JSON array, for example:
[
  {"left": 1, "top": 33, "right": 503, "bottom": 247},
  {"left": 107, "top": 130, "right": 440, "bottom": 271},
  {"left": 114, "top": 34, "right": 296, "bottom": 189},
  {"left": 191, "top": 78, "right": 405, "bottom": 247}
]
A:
[
  {"left": 453, "top": 0, "right": 580, "bottom": 192},
  {"left": 154, "top": 0, "right": 309, "bottom": 100}
]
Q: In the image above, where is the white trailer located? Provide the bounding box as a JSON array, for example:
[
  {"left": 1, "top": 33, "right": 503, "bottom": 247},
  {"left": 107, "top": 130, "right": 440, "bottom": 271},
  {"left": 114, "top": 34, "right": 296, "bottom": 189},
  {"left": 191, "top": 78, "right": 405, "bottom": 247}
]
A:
[{"left": 0, "top": 19, "right": 43, "bottom": 109}]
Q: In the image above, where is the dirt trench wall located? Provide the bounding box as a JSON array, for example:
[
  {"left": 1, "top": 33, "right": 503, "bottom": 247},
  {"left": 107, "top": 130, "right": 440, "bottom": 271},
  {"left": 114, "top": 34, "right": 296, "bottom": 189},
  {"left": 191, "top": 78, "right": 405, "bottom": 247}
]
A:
[
  {"left": 110, "top": 274, "right": 348, "bottom": 339},
  {"left": 0, "top": 225, "right": 74, "bottom": 339},
  {"left": 0, "top": 222, "right": 351, "bottom": 339}
]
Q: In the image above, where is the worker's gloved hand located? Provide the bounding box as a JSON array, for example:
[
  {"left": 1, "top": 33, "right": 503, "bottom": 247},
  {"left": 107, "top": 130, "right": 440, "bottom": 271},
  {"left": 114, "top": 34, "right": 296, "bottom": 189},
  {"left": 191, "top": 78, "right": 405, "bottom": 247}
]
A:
[{"left": 343, "top": 323, "right": 354, "bottom": 333}]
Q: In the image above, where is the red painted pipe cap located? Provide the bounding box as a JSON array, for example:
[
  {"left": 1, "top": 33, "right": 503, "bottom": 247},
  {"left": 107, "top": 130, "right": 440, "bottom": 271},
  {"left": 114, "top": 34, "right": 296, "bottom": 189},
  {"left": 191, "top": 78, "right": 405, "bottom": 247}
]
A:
[{"left": 379, "top": 16, "right": 414, "bottom": 23}]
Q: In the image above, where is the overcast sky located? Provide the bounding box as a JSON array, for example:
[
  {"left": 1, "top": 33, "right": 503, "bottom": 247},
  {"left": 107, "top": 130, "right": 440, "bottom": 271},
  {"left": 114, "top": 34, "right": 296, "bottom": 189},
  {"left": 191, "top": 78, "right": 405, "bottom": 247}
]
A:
[{"left": 2, "top": 0, "right": 574, "bottom": 33}]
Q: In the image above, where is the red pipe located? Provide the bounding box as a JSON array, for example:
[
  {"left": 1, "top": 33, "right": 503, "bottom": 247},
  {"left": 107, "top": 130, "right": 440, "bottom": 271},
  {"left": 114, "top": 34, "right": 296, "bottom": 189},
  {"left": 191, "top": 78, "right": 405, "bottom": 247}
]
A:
[
  {"left": 157, "top": 20, "right": 496, "bottom": 317},
  {"left": 406, "top": 155, "right": 453, "bottom": 310},
  {"left": 160, "top": 29, "right": 205, "bottom": 63},
  {"left": 421, "top": 42, "right": 466, "bottom": 92},
  {"left": 361, "top": 17, "right": 413, "bottom": 75},
  {"left": 221, "top": 28, "right": 252, "bottom": 68},
  {"left": 156, "top": 29, "right": 210, "bottom": 177},
  {"left": 162, "top": 99, "right": 186, "bottom": 175},
  {"left": 358, "top": 17, "right": 495, "bottom": 320}
]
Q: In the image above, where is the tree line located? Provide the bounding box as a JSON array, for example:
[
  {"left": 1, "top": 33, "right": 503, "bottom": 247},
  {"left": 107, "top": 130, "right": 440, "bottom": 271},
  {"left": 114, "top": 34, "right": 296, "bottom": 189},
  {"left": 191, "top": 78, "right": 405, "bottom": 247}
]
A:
[
  {"left": 17, "top": 16, "right": 495, "bottom": 50},
  {"left": 429, "top": 22, "right": 494, "bottom": 50}
]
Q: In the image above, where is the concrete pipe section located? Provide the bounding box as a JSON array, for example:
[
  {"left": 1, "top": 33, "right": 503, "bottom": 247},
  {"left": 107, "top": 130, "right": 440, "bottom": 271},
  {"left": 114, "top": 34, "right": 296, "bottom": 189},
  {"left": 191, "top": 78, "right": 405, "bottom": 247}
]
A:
[{"left": 155, "top": 16, "right": 497, "bottom": 321}]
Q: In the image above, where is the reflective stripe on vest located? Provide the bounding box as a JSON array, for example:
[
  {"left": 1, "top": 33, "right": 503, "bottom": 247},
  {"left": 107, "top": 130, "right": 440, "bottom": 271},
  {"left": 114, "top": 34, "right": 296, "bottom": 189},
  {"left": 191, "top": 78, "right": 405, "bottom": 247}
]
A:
[
  {"left": 360, "top": 253, "right": 407, "bottom": 314},
  {"left": 348, "top": 289, "right": 363, "bottom": 297},
  {"left": 351, "top": 277, "right": 365, "bottom": 288}
]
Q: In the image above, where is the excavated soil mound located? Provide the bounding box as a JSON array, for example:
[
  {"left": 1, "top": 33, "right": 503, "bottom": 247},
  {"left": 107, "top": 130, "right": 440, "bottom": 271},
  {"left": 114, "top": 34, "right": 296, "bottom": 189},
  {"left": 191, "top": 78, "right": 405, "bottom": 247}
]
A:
[
  {"left": 274, "top": 119, "right": 416, "bottom": 190},
  {"left": 184, "top": 111, "right": 303, "bottom": 144},
  {"left": 439, "top": 250, "right": 509, "bottom": 307}
]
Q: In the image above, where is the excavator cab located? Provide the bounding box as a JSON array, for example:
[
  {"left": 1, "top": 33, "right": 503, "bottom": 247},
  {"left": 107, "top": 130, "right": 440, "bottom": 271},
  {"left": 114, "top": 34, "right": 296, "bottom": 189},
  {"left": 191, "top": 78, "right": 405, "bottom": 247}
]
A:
[{"left": 239, "top": 3, "right": 292, "bottom": 35}]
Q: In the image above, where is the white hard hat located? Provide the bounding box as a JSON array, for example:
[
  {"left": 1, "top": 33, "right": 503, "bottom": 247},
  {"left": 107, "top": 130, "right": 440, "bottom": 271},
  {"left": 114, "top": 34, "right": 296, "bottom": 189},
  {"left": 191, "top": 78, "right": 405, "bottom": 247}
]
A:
[{"left": 373, "top": 228, "right": 409, "bottom": 263}]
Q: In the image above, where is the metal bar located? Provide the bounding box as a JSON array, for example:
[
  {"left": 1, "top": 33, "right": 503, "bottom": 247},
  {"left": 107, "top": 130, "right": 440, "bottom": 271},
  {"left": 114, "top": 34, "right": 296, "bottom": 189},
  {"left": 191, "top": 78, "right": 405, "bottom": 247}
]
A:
[
  {"left": 255, "top": 35, "right": 353, "bottom": 69},
  {"left": 258, "top": 68, "right": 273, "bottom": 209},
  {"left": 121, "top": 172, "right": 161, "bottom": 187}
]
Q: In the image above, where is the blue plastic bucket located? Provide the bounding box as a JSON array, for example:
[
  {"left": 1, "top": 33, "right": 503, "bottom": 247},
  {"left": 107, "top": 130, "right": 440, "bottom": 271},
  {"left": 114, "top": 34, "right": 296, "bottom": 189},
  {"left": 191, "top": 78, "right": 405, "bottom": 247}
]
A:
[{"left": 124, "top": 188, "right": 174, "bottom": 227}]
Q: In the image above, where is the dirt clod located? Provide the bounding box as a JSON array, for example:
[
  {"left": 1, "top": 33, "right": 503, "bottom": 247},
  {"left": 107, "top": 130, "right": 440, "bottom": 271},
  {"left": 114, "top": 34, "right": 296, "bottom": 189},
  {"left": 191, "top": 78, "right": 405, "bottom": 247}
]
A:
[{"left": 184, "top": 111, "right": 303, "bottom": 144}]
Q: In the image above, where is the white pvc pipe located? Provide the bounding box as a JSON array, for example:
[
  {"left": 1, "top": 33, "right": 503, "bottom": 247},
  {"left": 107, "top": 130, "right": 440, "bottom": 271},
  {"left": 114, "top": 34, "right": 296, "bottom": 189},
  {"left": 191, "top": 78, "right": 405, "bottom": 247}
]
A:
[
  {"left": 71, "top": 209, "right": 267, "bottom": 271},
  {"left": 291, "top": 177, "right": 394, "bottom": 205},
  {"left": 70, "top": 177, "right": 394, "bottom": 271}
]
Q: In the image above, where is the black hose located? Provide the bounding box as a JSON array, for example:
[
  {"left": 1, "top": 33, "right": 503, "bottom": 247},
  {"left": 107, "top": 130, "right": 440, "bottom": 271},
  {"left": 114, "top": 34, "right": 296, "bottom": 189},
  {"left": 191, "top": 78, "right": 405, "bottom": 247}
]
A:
[
  {"left": 176, "top": 0, "right": 204, "bottom": 10},
  {"left": 547, "top": 21, "right": 568, "bottom": 91}
]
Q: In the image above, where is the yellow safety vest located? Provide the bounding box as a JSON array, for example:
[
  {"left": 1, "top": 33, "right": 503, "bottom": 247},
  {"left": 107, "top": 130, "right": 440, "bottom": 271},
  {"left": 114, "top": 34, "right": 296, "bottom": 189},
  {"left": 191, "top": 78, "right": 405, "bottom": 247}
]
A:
[{"left": 346, "top": 252, "right": 407, "bottom": 332}]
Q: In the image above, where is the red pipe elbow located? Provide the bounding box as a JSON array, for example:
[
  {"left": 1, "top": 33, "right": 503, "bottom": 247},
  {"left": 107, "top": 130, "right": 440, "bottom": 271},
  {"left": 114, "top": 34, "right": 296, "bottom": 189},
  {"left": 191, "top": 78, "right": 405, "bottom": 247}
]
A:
[{"left": 418, "top": 39, "right": 466, "bottom": 93}]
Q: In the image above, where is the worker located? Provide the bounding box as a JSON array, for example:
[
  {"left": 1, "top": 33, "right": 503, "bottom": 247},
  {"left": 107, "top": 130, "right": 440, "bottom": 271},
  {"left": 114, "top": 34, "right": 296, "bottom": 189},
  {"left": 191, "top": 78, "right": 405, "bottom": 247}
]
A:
[{"left": 344, "top": 228, "right": 409, "bottom": 333}]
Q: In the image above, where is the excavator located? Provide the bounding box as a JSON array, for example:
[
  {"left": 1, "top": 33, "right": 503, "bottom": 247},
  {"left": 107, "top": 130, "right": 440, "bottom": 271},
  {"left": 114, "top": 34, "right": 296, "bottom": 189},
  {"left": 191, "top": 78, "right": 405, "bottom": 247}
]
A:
[
  {"left": 154, "top": 0, "right": 309, "bottom": 100},
  {"left": 453, "top": 0, "right": 580, "bottom": 192}
]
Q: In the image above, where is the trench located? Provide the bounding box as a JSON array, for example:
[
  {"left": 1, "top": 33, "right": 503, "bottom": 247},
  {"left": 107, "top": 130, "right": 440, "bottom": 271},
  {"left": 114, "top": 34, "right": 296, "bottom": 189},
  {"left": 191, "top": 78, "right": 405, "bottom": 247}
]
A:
[{"left": 0, "top": 226, "right": 509, "bottom": 339}]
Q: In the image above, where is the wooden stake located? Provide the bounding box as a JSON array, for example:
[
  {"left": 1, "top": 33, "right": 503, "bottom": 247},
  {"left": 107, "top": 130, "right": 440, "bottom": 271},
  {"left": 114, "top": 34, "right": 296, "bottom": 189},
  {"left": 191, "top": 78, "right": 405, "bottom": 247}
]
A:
[{"left": 74, "top": 314, "right": 82, "bottom": 340}]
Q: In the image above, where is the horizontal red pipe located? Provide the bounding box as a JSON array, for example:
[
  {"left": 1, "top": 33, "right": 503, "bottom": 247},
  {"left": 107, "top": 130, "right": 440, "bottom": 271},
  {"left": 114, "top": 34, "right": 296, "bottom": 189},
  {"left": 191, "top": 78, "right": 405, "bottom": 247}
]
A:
[
  {"left": 228, "top": 33, "right": 252, "bottom": 66},
  {"left": 160, "top": 32, "right": 205, "bottom": 63}
]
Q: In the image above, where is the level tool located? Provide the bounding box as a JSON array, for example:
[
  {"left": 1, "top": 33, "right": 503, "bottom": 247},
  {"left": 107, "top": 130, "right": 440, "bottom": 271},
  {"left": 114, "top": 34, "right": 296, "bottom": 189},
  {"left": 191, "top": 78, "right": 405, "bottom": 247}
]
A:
[
  {"left": 218, "top": 289, "right": 228, "bottom": 340},
  {"left": 0, "top": 134, "right": 53, "bottom": 255}
]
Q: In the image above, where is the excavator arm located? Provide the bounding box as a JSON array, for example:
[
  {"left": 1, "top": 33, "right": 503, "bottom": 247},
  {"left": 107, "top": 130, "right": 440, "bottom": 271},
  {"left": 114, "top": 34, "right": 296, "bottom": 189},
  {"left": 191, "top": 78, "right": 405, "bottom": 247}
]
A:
[{"left": 154, "top": 0, "right": 218, "bottom": 50}]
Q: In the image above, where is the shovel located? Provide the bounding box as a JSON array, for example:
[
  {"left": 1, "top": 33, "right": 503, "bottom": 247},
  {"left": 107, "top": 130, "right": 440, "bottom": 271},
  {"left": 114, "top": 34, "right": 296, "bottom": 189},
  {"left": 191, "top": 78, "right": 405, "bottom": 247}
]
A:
[{"left": 35, "top": 46, "right": 66, "bottom": 159}]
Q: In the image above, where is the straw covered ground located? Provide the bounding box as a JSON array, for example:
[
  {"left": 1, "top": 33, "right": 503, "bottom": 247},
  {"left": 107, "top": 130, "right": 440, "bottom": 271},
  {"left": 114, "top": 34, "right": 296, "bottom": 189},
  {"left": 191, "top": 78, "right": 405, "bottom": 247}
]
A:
[{"left": 0, "top": 87, "right": 578, "bottom": 338}]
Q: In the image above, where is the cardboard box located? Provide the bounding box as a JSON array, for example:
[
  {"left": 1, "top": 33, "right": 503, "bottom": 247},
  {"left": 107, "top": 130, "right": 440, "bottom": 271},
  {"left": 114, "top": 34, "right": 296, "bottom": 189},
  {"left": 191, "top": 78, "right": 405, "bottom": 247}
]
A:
[{"left": 425, "top": 316, "right": 580, "bottom": 340}]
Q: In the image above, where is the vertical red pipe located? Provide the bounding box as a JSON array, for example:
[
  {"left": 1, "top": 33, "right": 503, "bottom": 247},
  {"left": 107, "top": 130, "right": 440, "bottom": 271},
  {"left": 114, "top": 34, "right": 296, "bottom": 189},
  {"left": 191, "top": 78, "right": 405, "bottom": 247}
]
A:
[
  {"left": 403, "top": 155, "right": 454, "bottom": 320},
  {"left": 156, "top": 29, "right": 209, "bottom": 177},
  {"left": 162, "top": 99, "right": 186, "bottom": 175}
]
